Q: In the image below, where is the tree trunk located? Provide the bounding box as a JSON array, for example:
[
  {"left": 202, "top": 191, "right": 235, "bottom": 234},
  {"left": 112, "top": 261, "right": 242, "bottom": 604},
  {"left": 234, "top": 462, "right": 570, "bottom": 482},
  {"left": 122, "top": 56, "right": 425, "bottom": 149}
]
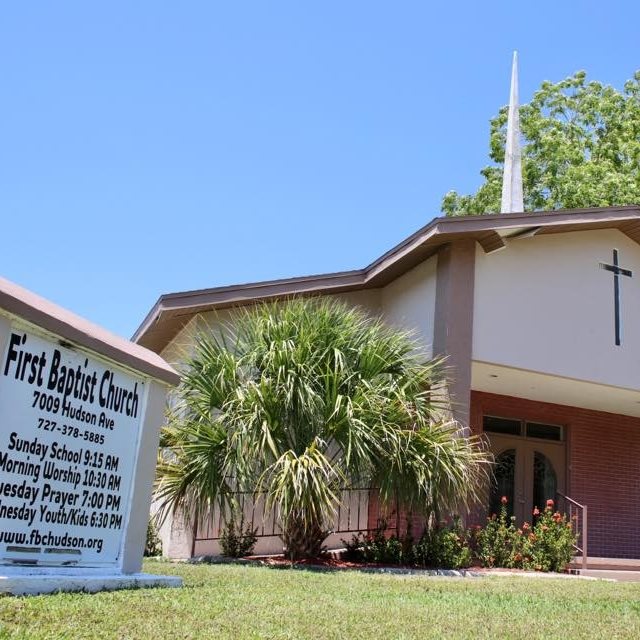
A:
[{"left": 281, "top": 515, "right": 328, "bottom": 560}]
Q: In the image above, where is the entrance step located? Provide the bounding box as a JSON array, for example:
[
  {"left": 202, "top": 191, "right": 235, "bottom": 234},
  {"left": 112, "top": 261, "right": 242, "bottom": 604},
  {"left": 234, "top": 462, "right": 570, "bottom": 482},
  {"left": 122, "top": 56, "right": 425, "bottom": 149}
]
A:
[
  {"left": 570, "top": 557, "right": 640, "bottom": 572},
  {"left": 578, "top": 570, "right": 640, "bottom": 582}
]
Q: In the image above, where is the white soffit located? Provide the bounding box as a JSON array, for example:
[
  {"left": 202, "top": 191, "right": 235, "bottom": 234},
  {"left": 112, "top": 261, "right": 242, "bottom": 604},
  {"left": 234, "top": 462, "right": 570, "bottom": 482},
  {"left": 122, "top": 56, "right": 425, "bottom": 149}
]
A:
[{"left": 472, "top": 361, "right": 640, "bottom": 418}]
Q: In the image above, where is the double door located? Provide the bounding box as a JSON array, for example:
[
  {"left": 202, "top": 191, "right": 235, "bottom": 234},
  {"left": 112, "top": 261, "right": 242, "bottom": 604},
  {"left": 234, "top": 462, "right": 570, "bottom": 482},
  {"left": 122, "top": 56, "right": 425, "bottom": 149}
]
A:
[{"left": 489, "top": 434, "right": 565, "bottom": 525}]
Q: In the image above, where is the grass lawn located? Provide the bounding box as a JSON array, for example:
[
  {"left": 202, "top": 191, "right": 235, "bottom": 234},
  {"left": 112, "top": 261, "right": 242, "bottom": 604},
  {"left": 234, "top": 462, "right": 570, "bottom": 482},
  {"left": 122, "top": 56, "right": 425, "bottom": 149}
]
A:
[{"left": 0, "top": 561, "right": 639, "bottom": 639}]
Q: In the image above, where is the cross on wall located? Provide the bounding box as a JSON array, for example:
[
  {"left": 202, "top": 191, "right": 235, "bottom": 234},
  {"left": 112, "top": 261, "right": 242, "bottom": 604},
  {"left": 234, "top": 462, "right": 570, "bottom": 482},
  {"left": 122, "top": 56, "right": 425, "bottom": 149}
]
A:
[{"left": 599, "top": 249, "right": 633, "bottom": 346}]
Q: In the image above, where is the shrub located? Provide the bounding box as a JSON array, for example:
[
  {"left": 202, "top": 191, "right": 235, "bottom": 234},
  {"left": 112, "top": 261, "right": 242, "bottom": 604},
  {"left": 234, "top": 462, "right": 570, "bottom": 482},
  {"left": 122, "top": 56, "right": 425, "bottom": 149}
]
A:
[
  {"left": 344, "top": 519, "right": 473, "bottom": 569},
  {"left": 416, "top": 517, "right": 472, "bottom": 569},
  {"left": 516, "top": 500, "right": 577, "bottom": 572},
  {"left": 360, "top": 527, "right": 404, "bottom": 565},
  {"left": 476, "top": 497, "right": 577, "bottom": 572},
  {"left": 220, "top": 513, "right": 259, "bottom": 558},
  {"left": 341, "top": 533, "right": 366, "bottom": 562},
  {"left": 340, "top": 500, "right": 575, "bottom": 572},
  {"left": 475, "top": 497, "right": 519, "bottom": 568},
  {"left": 144, "top": 519, "right": 163, "bottom": 557},
  {"left": 363, "top": 533, "right": 404, "bottom": 565},
  {"left": 342, "top": 521, "right": 414, "bottom": 565}
]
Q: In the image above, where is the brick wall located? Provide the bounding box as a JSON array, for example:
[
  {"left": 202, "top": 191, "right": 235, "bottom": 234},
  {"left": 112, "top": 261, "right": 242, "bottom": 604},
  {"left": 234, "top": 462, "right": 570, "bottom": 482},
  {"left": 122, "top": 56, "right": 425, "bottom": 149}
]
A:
[
  {"left": 471, "top": 391, "right": 640, "bottom": 559},
  {"left": 366, "top": 491, "right": 426, "bottom": 540}
]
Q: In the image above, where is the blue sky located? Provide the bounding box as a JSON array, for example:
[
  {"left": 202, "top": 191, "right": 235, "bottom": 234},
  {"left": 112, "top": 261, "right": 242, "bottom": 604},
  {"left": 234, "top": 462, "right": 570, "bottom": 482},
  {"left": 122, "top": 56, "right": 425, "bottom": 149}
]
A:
[{"left": 1, "top": 2, "right": 637, "bottom": 339}]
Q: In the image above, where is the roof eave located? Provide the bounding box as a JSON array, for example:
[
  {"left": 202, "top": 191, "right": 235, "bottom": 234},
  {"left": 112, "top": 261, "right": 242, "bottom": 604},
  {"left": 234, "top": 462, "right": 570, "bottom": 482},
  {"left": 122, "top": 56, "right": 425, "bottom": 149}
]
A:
[{"left": 134, "top": 205, "right": 640, "bottom": 352}]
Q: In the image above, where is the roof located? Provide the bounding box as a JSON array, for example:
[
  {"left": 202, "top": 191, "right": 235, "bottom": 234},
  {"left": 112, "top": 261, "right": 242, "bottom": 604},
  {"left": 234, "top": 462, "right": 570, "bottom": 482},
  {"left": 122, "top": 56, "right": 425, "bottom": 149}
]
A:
[
  {"left": 0, "top": 276, "right": 180, "bottom": 386},
  {"left": 133, "top": 205, "right": 640, "bottom": 353}
]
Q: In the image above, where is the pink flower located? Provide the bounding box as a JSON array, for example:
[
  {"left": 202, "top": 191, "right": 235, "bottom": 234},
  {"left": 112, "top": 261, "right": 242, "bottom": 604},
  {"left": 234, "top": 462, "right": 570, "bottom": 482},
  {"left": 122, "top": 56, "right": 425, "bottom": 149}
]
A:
[
  {"left": 546, "top": 499, "right": 554, "bottom": 509},
  {"left": 501, "top": 496, "right": 508, "bottom": 505},
  {"left": 532, "top": 507, "right": 540, "bottom": 516}
]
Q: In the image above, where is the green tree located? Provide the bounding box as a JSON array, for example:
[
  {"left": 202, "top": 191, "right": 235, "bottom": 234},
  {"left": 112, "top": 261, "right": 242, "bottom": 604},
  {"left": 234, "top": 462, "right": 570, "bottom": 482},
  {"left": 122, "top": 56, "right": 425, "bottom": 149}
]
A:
[
  {"left": 155, "top": 298, "right": 490, "bottom": 560},
  {"left": 442, "top": 70, "right": 640, "bottom": 216}
]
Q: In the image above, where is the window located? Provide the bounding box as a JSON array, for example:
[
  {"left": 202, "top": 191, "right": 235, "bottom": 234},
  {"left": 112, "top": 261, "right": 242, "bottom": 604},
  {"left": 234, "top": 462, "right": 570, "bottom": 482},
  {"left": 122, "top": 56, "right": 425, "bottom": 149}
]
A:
[
  {"left": 483, "top": 416, "right": 563, "bottom": 441},
  {"left": 483, "top": 416, "right": 522, "bottom": 436},
  {"left": 526, "top": 422, "right": 563, "bottom": 441}
]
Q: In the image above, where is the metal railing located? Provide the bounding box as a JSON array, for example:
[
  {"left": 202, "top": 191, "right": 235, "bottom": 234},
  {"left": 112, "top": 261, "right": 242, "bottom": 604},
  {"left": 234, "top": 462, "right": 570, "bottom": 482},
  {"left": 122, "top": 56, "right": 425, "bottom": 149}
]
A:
[
  {"left": 556, "top": 491, "right": 588, "bottom": 571},
  {"left": 192, "top": 487, "right": 387, "bottom": 545}
]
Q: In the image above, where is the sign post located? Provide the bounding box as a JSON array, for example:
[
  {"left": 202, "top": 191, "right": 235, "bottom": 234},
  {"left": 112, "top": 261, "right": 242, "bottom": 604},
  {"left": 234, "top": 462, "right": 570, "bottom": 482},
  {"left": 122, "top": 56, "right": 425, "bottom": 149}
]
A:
[{"left": 0, "top": 277, "right": 181, "bottom": 594}]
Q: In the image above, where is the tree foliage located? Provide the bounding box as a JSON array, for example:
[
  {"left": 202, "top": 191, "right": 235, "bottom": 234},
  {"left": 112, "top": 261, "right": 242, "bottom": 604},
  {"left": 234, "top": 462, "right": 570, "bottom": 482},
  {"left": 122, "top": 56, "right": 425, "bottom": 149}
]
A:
[
  {"left": 155, "top": 298, "right": 491, "bottom": 560},
  {"left": 442, "top": 70, "right": 640, "bottom": 216}
]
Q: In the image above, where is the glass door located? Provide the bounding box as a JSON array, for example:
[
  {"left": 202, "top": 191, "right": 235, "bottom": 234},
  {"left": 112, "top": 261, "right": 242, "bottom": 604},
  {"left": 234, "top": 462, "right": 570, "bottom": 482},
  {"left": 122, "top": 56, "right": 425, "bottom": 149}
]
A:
[{"left": 485, "top": 416, "right": 565, "bottom": 526}]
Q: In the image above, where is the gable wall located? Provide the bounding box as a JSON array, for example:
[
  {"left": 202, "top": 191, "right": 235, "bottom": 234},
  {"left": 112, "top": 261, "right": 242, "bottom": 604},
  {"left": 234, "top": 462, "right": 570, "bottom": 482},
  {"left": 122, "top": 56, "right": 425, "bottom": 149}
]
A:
[
  {"left": 381, "top": 255, "right": 437, "bottom": 356},
  {"left": 159, "top": 289, "right": 384, "bottom": 369},
  {"left": 160, "top": 261, "right": 441, "bottom": 370},
  {"left": 473, "top": 229, "right": 640, "bottom": 390}
]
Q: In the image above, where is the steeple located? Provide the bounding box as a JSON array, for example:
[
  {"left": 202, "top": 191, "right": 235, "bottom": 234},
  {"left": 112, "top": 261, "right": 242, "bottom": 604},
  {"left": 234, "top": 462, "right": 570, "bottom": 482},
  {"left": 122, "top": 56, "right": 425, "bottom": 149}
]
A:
[{"left": 500, "top": 51, "right": 524, "bottom": 213}]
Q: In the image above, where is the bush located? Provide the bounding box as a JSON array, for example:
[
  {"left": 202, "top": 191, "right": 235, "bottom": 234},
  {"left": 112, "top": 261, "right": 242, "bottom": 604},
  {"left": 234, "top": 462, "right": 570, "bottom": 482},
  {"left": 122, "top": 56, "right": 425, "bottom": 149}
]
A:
[
  {"left": 416, "top": 518, "right": 472, "bottom": 569},
  {"left": 220, "top": 513, "right": 259, "bottom": 558},
  {"left": 515, "top": 500, "right": 577, "bottom": 572},
  {"left": 362, "top": 532, "right": 405, "bottom": 565},
  {"left": 344, "top": 519, "right": 472, "bottom": 569},
  {"left": 144, "top": 519, "right": 163, "bottom": 557},
  {"left": 342, "top": 533, "right": 366, "bottom": 562},
  {"left": 475, "top": 498, "right": 519, "bottom": 568},
  {"left": 340, "top": 499, "right": 575, "bottom": 573},
  {"left": 342, "top": 521, "right": 414, "bottom": 565},
  {"left": 476, "top": 497, "right": 577, "bottom": 572}
]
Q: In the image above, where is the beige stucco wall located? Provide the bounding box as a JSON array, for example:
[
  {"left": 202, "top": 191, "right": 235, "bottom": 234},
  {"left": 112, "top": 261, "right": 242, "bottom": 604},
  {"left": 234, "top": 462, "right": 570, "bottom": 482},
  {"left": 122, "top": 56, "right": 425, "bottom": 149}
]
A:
[
  {"left": 473, "top": 229, "right": 640, "bottom": 390},
  {"left": 333, "top": 288, "right": 382, "bottom": 314},
  {"left": 160, "top": 290, "right": 383, "bottom": 368},
  {"left": 381, "top": 256, "right": 437, "bottom": 356}
]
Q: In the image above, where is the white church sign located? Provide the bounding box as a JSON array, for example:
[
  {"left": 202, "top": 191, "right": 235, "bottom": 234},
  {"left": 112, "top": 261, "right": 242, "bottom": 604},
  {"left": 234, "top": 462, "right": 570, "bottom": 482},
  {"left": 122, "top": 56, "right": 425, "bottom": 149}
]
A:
[
  {"left": 0, "top": 277, "right": 181, "bottom": 594},
  {"left": 0, "top": 329, "right": 144, "bottom": 566}
]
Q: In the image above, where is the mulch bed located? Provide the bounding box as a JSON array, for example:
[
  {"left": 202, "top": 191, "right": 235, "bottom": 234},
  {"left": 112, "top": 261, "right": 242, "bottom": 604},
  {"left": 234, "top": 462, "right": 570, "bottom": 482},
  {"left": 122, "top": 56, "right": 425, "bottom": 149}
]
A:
[
  {"left": 190, "top": 553, "right": 583, "bottom": 578},
  {"left": 191, "top": 553, "right": 478, "bottom": 575}
]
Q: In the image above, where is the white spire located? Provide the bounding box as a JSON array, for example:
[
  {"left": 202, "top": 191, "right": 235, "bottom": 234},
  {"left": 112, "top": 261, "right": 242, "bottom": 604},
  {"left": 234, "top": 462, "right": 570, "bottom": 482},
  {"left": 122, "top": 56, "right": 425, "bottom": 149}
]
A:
[{"left": 500, "top": 51, "right": 524, "bottom": 213}]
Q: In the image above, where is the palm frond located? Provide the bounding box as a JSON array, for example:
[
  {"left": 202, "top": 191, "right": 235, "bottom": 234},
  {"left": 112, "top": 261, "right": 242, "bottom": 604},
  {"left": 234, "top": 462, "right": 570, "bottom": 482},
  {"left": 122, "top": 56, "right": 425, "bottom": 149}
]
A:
[{"left": 155, "top": 296, "right": 493, "bottom": 557}]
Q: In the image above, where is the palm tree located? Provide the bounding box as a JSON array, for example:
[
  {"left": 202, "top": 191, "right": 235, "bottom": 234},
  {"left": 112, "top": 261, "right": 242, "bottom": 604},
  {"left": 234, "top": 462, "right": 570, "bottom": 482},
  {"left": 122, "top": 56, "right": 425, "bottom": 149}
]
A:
[{"left": 155, "top": 298, "right": 491, "bottom": 560}]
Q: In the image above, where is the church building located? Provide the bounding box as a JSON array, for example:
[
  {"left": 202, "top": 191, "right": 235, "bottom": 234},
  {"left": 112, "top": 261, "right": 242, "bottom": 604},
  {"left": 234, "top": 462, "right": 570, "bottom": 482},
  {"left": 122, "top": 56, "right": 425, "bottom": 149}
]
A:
[{"left": 135, "top": 56, "right": 640, "bottom": 564}]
